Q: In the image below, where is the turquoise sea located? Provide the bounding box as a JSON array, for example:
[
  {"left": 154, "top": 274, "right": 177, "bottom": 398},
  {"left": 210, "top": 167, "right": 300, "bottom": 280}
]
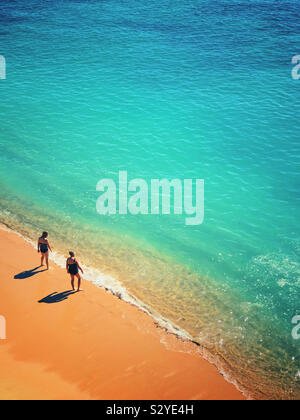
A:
[{"left": 0, "top": 0, "right": 299, "bottom": 399}]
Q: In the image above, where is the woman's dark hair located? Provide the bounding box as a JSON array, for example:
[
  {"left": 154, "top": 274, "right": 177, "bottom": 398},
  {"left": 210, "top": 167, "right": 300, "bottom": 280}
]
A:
[
  {"left": 42, "top": 231, "right": 48, "bottom": 239},
  {"left": 69, "top": 251, "right": 75, "bottom": 257}
]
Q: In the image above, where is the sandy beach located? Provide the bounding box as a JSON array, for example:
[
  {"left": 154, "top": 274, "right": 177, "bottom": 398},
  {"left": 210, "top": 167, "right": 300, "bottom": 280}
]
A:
[{"left": 0, "top": 226, "right": 244, "bottom": 400}]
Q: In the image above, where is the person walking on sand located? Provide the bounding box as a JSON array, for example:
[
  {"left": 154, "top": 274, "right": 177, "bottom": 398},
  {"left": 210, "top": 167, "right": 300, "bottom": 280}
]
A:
[
  {"left": 66, "top": 252, "right": 84, "bottom": 292},
  {"left": 37, "top": 231, "right": 52, "bottom": 270}
]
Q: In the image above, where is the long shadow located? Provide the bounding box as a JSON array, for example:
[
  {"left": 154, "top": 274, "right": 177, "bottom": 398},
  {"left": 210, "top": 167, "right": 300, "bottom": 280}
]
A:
[
  {"left": 14, "top": 266, "right": 48, "bottom": 279},
  {"left": 38, "top": 290, "right": 77, "bottom": 304}
]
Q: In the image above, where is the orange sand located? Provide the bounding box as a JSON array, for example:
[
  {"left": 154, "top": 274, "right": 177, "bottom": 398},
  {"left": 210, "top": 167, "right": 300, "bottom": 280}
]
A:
[{"left": 0, "top": 226, "right": 244, "bottom": 400}]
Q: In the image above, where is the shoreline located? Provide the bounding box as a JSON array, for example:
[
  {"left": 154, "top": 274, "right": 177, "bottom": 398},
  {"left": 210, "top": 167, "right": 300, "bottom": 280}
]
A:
[{"left": 0, "top": 224, "right": 245, "bottom": 400}]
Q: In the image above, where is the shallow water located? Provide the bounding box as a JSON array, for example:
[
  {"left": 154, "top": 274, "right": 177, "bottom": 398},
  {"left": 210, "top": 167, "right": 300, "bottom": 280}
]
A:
[{"left": 0, "top": 0, "right": 299, "bottom": 399}]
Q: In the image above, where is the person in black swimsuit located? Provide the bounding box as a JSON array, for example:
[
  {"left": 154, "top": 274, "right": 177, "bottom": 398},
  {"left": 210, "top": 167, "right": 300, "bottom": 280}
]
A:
[
  {"left": 37, "top": 231, "right": 52, "bottom": 270},
  {"left": 66, "top": 251, "right": 84, "bottom": 292}
]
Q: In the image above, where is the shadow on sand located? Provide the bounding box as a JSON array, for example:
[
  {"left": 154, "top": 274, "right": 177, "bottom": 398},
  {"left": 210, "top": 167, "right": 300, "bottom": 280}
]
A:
[
  {"left": 38, "top": 290, "right": 77, "bottom": 304},
  {"left": 14, "top": 266, "right": 48, "bottom": 279}
]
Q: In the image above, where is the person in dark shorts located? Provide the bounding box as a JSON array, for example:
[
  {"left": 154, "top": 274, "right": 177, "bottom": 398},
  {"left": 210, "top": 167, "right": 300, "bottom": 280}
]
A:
[
  {"left": 66, "top": 251, "right": 84, "bottom": 292},
  {"left": 37, "top": 231, "right": 52, "bottom": 270}
]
